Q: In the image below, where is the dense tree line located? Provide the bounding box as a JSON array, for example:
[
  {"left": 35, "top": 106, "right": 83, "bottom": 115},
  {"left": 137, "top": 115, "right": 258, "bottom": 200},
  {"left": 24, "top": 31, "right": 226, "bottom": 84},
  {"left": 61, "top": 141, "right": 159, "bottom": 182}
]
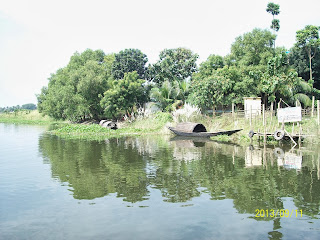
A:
[
  {"left": 0, "top": 103, "right": 37, "bottom": 113},
  {"left": 37, "top": 8, "right": 320, "bottom": 121}
]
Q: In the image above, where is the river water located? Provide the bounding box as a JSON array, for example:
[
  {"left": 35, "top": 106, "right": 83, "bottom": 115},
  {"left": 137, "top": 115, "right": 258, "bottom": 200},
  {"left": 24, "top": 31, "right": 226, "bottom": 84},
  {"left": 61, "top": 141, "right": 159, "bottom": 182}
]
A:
[{"left": 0, "top": 123, "right": 320, "bottom": 239}]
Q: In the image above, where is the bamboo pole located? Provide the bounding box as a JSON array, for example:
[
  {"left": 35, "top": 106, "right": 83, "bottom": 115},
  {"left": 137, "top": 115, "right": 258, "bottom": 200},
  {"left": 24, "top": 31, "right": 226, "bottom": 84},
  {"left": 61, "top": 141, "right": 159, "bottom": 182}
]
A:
[
  {"left": 312, "top": 96, "right": 315, "bottom": 117},
  {"left": 264, "top": 107, "right": 267, "bottom": 144},
  {"left": 292, "top": 122, "right": 294, "bottom": 135},
  {"left": 318, "top": 156, "right": 320, "bottom": 180},
  {"left": 270, "top": 101, "right": 273, "bottom": 122},
  {"left": 232, "top": 102, "right": 235, "bottom": 118},
  {"left": 277, "top": 100, "right": 281, "bottom": 128},
  {"left": 250, "top": 105, "right": 252, "bottom": 127},
  {"left": 299, "top": 123, "right": 302, "bottom": 144},
  {"left": 317, "top": 100, "right": 320, "bottom": 126},
  {"left": 262, "top": 104, "right": 265, "bottom": 126}
]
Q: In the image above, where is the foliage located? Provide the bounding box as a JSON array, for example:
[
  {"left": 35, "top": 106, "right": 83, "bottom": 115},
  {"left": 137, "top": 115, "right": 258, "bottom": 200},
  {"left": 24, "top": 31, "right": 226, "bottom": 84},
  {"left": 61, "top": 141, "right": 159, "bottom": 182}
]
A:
[
  {"left": 228, "top": 28, "right": 275, "bottom": 67},
  {"left": 266, "top": 2, "right": 280, "bottom": 16},
  {"left": 198, "top": 54, "right": 224, "bottom": 76},
  {"left": 0, "top": 103, "right": 36, "bottom": 112},
  {"left": 266, "top": 2, "right": 280, "bottom": 33},
  {"left": 189, "top": 68, "right": 232, "bottom": 111},
  {"left": 112, "top": 49, "right": 148, "bottom": 80},
  {"left": 147, "top": 48, "right": 198, "bottom": 84},
  {"left": 271, "top": 19, "right": 280, "bottom": 32},
  {"left": 149, "top": 80, "right": 180, "bottom": 111},
  {"left": 149, "top": 77, "right": 191, "bottom": 111},
  {"left": 189, "top": 65, "right": 257, "bottom": 111},
  {"left": 294, "top": 25, "right": 320, "bottom": 86},
  {"left": 289, "top": 45, "right": 320, "bottom": 89},
  {"left": 37, "top": 49, "right": 111, "bottom": 121},
  {"left": 257, "top": 50, "right": 313, "bottom": 106},
  {"left": 100, "top": 71, "right": 148, "bottom": 119}
]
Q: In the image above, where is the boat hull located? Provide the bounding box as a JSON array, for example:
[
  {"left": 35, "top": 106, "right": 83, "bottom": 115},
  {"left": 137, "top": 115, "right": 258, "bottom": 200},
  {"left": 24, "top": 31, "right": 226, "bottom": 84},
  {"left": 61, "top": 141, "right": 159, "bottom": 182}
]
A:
[{"left": 168, "top": 127, "right": 242, "bottom": 138}]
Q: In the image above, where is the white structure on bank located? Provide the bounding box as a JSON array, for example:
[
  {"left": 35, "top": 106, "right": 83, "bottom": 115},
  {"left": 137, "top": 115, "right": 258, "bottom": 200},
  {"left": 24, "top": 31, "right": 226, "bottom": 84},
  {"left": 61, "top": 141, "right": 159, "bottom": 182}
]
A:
[{"left": 244, "top": 97, "right": 261, "bottom": 119}]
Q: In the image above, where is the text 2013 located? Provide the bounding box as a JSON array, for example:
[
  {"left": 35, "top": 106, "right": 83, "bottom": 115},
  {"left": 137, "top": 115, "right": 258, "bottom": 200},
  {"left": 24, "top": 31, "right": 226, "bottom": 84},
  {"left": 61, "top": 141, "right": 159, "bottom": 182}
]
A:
[{"left": 255, "top": 209, "right": 303, "bottom": 218}]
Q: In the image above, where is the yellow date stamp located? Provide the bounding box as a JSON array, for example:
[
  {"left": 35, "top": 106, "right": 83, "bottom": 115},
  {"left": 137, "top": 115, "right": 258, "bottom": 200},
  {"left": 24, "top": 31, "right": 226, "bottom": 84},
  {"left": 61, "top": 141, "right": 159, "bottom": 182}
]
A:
[{"left": 255, "top": 209, "right": 303, "bottom": 218}]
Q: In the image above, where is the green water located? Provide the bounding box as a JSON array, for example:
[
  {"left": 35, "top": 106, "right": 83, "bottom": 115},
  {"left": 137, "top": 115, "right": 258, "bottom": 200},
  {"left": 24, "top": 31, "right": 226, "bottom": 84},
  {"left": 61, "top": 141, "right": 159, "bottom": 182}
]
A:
[{"left": 0, "top": 123, "right": 319, "bottom": 239}]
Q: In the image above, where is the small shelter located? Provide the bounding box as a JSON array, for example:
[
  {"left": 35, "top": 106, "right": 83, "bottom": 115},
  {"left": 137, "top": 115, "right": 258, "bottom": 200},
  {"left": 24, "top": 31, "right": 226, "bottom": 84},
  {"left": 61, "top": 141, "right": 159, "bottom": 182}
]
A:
[
  {"left": 244, "top": 97, "right": 261, "bottom": 119},
  {"left": 173, "top": 122, "right": 207, "bottom": 133}
]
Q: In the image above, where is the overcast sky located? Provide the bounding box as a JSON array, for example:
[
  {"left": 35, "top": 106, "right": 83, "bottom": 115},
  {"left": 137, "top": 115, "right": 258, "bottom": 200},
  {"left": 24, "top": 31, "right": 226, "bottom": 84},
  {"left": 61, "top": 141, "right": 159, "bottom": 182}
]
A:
[{"left": 0, "top": 0, "right": 319, "bottom": 107}]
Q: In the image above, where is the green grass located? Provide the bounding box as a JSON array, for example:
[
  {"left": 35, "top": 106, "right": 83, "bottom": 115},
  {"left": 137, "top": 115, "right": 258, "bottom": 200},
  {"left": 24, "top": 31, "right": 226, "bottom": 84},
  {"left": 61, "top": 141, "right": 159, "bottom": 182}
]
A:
[
  {"left": 185, "top": 112, "right": 320, "bottom": 144},
  {"left": 0, "top": 110, "right": 60, "bottom": 125},
  {"left": 2, "top": 109, "right": 319, "bottom": 144},
  {"left": 49, "top": 112, "right": 173, "bottom": 140}
]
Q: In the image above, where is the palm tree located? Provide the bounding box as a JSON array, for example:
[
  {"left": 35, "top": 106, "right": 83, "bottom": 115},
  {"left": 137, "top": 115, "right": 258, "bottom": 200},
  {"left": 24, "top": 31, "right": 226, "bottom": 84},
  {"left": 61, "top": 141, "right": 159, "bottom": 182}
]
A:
[
  {"left": 150, "top": 81, "right": 178, "bottom": 111},
  {"left": 266, "top": 2, "right": 280, "bottom": 48},
  {"left": 150, "top": 80, "right": 191, "bottom": 111},
  {"left": 282, "top": 79, "right": 312, "bottom": 107}
]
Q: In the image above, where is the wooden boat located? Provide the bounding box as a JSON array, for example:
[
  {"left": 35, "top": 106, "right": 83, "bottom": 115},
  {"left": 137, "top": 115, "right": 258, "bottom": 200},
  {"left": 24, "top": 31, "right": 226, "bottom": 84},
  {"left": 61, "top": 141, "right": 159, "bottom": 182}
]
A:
[{"left": 168, "top": 122, "right": 242, "bottom": 138}]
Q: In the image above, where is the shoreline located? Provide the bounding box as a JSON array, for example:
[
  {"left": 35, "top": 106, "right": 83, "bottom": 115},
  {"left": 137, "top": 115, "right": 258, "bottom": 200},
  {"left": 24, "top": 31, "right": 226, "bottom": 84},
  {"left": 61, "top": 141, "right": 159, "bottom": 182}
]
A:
[{"left": 1, "top": 110, "right": 319, "bottom": 144}]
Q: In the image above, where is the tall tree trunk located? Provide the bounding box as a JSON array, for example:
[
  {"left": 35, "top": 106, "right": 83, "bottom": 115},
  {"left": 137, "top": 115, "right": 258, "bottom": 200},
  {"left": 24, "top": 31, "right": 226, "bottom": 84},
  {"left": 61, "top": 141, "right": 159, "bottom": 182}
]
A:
[{"left": 308, "top": 47, "right": 313, "bottom": 87}]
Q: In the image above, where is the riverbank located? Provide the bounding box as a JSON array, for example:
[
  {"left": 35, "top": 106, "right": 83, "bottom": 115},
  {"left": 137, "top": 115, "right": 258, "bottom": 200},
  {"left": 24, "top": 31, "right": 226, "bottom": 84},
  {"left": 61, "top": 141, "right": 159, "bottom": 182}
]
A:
[
  {"left": 49, "top": 112, "right": 174, "bottom": 140},
  {"left": 0, "top": 110, "right": 60, "bottom": 125},
  {"left": 1, "top": 110, "right": 319, "bottom": 143}
]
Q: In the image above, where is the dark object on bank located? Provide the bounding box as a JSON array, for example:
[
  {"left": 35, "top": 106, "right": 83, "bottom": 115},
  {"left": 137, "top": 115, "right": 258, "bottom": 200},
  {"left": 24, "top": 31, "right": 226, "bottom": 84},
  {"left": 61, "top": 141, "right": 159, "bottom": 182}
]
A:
[
  {"left": 248, "top": 130, "right": 307, "bottom": 141},
  {"left": 168, "top": 122, "right": 242, "bottom": 138},
  {"left": 99, "top": 120, "right": 118, "bottom": 130}
]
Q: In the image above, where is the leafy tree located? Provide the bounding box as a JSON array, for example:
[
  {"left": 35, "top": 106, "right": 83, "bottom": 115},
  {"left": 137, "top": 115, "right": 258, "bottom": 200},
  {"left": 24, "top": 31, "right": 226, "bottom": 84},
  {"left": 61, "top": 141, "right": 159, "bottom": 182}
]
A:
[
  {"left": 289, "top": 45, "right": 320, "bottom": 89},
  {"left": 21, "top": 103, "right": 37, "bottom": 110},
  {"left": 37, "top": 49, "right": 111, "bottom": 121},
  {"left": 228, "top": 28, "right": 275, "bottom": 68},
  {"left": 257, "top": 50, "right": 312, "bottom": 106},
  {"left": 100, "top": 71, "right": 148, "bottom": 119},
  {"left": 198, "top": 54, "right": 224, "bottom": 76},
  {"left": 103, "top": 53, "right": 116, "bottom": 76},
  {"left": 0, "top": 105, "right": 21, "bottom": 112},
  {"left": 295, "top": 25, "right": 320, "bottom": 87},
  {"left": 112, "top": 49, "right": 148, "bottom": 80},
  {"left": 147, "top": 48, "right": 198, "bottom": 84},
  {"left": 189, "top": 66, "right": 248, "bottom": 112}
]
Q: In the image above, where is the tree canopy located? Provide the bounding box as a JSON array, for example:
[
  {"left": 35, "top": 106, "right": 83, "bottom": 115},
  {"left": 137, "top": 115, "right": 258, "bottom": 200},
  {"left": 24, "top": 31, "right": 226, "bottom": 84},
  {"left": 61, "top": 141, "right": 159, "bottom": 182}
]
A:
[
  {"left": 37, "top": 13, "right": 320, "bottom": 120},
  {"left": 294, "top": 25, "right": 320, "bottom": 86},
  {"left": 112, "top": 49, "right": 148, "bottom": 80},
  {"left": 37, "top": 49, "right": 110, "bottom": 121},
  {"left": 147, "top": 48, "right": 198, "bottom": 84},
  {"left": 100, "top": 71, "right": 148, "bottom": 119},
  {"left": 228, "top": 28, "right": 276, "bottom": 68}
]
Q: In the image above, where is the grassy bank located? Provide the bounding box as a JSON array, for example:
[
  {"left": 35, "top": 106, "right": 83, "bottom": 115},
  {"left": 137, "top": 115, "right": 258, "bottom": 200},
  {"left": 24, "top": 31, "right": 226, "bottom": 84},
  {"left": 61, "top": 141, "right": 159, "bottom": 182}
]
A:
[
  {"left": 203, "top": 112, "right": 320, "bottom": 144},
  {"left": 49, "top": 112, "right": 173, "bottom": 140},
  {"left": 49, "top": 111, "right": 320, "bottom": 143},
  {"left": 2, "top": 110, "right": 319, "bottom": 144},
  {"left": 0, "top": 110, "right": 60, "bottom": 125}
]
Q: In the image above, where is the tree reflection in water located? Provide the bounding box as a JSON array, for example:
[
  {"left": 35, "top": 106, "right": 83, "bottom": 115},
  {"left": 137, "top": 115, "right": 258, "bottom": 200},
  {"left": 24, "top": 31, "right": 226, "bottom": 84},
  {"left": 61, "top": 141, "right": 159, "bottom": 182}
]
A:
[{"left": 38, "top": 134, "right": 320, "bottom": 220}]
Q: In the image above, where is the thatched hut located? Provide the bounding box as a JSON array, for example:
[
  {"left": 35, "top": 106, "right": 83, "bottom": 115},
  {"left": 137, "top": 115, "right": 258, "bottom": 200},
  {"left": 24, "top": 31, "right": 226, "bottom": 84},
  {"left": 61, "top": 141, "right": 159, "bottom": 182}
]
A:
[{"left": 173, "top": 122, "right": 207, "bottom": 133}]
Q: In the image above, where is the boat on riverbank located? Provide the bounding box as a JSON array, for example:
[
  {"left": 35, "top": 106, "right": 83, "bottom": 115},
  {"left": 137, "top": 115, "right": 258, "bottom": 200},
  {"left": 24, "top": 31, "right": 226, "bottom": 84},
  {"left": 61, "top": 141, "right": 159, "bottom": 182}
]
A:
[{"left": 168, "top": 122, "right": 242, "bottom": 138}]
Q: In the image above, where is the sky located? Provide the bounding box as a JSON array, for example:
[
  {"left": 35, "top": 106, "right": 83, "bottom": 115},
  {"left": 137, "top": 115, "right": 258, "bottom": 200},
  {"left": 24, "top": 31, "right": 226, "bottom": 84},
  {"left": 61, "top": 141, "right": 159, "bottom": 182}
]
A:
[{"left": 0, "top": 0, "right": 319, "bottom": 108}]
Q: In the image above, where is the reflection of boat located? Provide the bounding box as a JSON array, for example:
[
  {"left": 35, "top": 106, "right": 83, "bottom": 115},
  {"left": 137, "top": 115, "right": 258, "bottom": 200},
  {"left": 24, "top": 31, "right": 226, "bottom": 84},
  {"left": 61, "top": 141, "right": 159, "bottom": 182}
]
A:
[
  {"left": 170, "top": 137, "right": 208, "bottom": 148},
  {"left": 168, "top": 122, "right": 242, "bottom": 138}
]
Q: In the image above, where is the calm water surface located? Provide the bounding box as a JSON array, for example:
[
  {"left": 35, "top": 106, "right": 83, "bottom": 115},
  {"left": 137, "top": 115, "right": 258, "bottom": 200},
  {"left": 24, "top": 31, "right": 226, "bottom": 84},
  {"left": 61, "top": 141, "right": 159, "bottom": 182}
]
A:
[{"left": 0, "top": 123, "right": 320, "bottom": 240}]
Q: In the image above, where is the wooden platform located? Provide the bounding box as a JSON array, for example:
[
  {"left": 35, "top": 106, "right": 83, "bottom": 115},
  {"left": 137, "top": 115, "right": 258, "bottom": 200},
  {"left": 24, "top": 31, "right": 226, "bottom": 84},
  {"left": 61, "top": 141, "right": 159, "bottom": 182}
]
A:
[{"left": 250, "top": 131, "right": 305, "bottom": 141}]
